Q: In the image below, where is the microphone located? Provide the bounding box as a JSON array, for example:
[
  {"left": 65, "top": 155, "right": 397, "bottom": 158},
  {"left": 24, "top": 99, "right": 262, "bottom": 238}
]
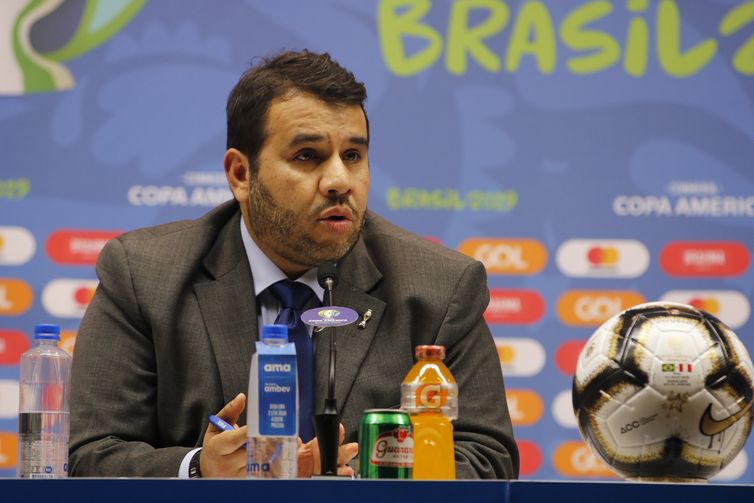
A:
[{"left": 314, "top": 262, "right": 339, "bottom": 476}]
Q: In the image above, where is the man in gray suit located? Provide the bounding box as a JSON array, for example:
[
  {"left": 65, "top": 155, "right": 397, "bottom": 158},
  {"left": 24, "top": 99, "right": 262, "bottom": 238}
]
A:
[{"left": 69, "top": 50, "right": 518, "bottom": 479}]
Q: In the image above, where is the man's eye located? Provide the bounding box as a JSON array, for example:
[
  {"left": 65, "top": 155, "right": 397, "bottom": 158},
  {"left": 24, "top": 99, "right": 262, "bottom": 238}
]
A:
[
  {"left": 294, "top": 150, "right": 317, "bottom": 161},
  {"left": 343, "top": 151, "right": 361, "bottom": 162}
]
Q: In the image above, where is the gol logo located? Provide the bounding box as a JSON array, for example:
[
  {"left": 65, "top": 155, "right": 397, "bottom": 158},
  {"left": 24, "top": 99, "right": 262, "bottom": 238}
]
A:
[
  {"left": 553, "top": 441, "right": 617, "bottom": 478},
  {"left": 0, "top": 330, "right": 30, "bottom": 365},
  {"left": 42, "top": 279, "right": 98, "bottom": 318},
  {"left": 485, "top": 289, "right": 545, "bottom": 324},
  {"left": 557, "top": 290, "right": 645, "bottom": 326},
  {"left": 555, "top": 340, "right": 587, "bottom": 376},
  {"left": 0, "top": 432, "right": 18, "bottom": 469},
  {"left": 0, "top": 279, "right": 33, "bottom": 316},
  {"left": 660, "top": 241, "right": 749, "bottom": 277},
  {"left": 416, "top": 384, "right": 448, "bottom": 408},
  {"left": 46, "top": 230, "right": 121, "bottom": 265},
  {"left": 516, "top": 439, "right": 542, "bottom": 477},
  {"left": 458, "top": 239, "right": 547, "bottom": 275},
  {"left": 660, "top": 290, "right": 750, "bottom": 329},
  {"left": 60, "top": 331, "right": 78, "bottom": 356},
  {"left": 506, "top": 389, "right": 544, "bottom": 426}
]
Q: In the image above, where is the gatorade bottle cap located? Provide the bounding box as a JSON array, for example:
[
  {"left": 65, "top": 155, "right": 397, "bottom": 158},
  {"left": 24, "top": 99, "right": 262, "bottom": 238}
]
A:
[
  {"left": 34, "top": 324, "right": 61, "bottom": 340},
  {"left": 261, "top": 324, "right": 288, "bottom": 342},
  {"left": 415, "top": 345, "right": 445, "bottom": 360}
]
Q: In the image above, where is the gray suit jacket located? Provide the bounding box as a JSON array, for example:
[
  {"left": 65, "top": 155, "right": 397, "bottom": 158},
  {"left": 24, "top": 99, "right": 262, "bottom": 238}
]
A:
[{"left": 69, "top": 201, "right": 519, "bottom": 478}]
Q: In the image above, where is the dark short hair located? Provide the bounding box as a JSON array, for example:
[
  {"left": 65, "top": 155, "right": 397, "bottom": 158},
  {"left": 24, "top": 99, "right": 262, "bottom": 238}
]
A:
[{"left": 226, "top": 50, "right": 368, "bottom": 166}]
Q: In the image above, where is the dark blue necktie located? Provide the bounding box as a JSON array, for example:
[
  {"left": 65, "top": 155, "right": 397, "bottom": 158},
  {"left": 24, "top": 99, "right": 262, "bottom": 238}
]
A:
[{"left": 267, "top": 280, "right": 316, "bottom": 442}]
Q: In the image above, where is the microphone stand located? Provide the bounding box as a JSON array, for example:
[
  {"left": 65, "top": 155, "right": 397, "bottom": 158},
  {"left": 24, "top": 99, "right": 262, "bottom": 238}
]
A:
[{"left": 314, "top": 264, "right": 340, "bottom": 476}]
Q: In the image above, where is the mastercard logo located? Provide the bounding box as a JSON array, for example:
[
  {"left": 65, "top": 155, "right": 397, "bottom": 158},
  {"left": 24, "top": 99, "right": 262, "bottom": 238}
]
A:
[
  {"left": 46, "top": 230, "right": 121, "bottom": 265},
  {"left": 553, "top": 440, "right": 618, "bottom": 478},
  {"left": 516, "top": 439, "right": 542, "bottom": 477},
  {"left": 0, "top": 226, "right": 36, "bottom": 265},
  {"left": 552, "top": 389, "right": 578, "bottom": 428},
  {"left": 557, "top": 239, "right": 649, "bottom": 278},
  {"left": 556, "top": 290, "right": 645, "bottom": 326},
  {"left": 458, "top": 239, "right": 547, "bottom": 275},
  {"left": 494, "top": 337, "right": 545, "bottom": 377},
  {"left": 0, "top": 432, "right": 18, "bottom": 469},
  {"left": 0, "top": 330, "right": 31, "bottom": 366},
  {"left": 0, "top": 279, "right": 34, "bottom": 316},
  {"left": 485, "top": 289, "right": 545, "bottom": 324},
  {"left": 660, "top": 241, "right": 749, "bottom": 277},
  {"left": 0, "top": 379, "right": 19, "bottom": 419},
  {"left": 660, "top": 290, "right": 750, "bottom": 329},
  {"left": 506, "top": 389, "right": 544, "bottom": 426},
  {"left": 555, "top": 340, "right": 587, "bottom": 375},
  {"left": 41, "top": 279, "right": 98, "bottom": 318}
]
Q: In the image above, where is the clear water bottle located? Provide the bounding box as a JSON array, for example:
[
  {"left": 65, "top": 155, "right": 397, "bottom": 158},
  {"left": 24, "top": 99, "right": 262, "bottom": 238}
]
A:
[
  {"left": 247, "top": 324, "right": 298, "bottom": 478},
  {"left": 17, "top": 324, "right": 71, "bottom": 478}
]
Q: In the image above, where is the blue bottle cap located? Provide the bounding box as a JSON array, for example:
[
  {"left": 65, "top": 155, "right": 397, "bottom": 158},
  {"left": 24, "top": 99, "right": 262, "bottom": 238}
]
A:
[
  {"left": 261, "top": 324, "right": 288, "bottom": 342},
  {"left": 34, "top": 324, "right": 61, "bottom": 340}
]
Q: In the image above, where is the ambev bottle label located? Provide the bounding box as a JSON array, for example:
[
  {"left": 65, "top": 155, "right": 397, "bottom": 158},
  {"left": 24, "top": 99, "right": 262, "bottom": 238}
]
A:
[
  {"left": 370, "top": 427, "right": 413, "bottom": 468},
  {"left": 257, "top": 345, "right": 297, "bottom": 436}
]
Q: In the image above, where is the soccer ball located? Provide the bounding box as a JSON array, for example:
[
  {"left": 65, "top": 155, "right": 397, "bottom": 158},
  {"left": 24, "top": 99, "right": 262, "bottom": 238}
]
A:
[{"left": 572, "top": 301, "right": 754, "bottom": 481}]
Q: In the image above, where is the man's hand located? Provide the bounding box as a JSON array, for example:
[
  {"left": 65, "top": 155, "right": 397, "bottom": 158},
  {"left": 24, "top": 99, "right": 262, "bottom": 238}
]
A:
[
  {"left": 297, "top": 423, "right": 359, "bottom": 477},
  {"left": 200, "top": 393, "right": 248, "bottom": 478}
]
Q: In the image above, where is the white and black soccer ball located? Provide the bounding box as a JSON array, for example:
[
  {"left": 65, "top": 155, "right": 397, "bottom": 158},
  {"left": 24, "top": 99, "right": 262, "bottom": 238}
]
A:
[{"left": 573, "top": 301, "right": 754, "bottom": 481}]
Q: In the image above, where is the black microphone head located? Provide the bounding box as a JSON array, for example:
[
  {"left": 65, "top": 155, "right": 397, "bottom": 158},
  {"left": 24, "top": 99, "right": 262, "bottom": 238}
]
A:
[{"left": 317, "top": 262, "right": 338, "bottom": 289}]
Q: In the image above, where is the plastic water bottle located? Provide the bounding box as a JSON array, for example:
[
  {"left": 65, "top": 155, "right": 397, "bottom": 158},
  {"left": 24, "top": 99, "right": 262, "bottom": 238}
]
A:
[
  {"left": 17, "top": 324, "right": 71, "bottom": 478},
  {"left": 400, "top": 345, "right": 459, "bottom": 479},
  {"left": 247, "top": 324, "right": 298, "bottom": 478}
]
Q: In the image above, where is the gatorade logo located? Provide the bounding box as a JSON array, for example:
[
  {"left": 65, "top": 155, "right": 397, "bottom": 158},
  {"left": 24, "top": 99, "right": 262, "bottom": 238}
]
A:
[
  {"left": 556, "top": 239, "right": 649, "bottom": 278},
  {"left": 0, "top": 279, "right": 33, "bottom": 316},
  {"left": 458, "top": 239, "right": 547, "bottom": 275},
  {"left": 0, "top": 330, "right": 30, "bottom": 365},
  {"left": 506, "top": 389, "right": 543, "bottom": 426},
  {"left": 660, "top": 241, "right": 749, "bottom": 277},
  {"left": 557, "top": 290, "right": 645, "bottom": 326},
  {"left": 516, "top": 440, "right": 542, "bottom": 477},
  {"left": 0, "top": 432, "right": 17, "bottom": 469},
  {"left": 660, "top": 290, "right": 750, "bottom": 329},
  {"left": 553, "top": 441, "right": 617, "bottom": 478},
  {"left": 415, "top": 383, "right": 448, "bottom": 408},
  {"left": 41, "top": 279, "right": 98, "bottom": 318},
  {"left": 0, "top": 226, "right": 35, "bottom": 265},
  {"left": 46, "top": 230, "right": 121, "bottom": 265},
  {"left": 263, "top": 363, "right": 292, "bottom": 372},
  {"left": 555, "top": 340, "right": 587, "bottom": 375},
  {"left": 484, "top": 289, "right": 545, "bottom": 325}
]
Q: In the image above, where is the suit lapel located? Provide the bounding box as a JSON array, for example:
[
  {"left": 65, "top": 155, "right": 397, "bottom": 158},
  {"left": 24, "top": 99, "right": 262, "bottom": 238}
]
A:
[
  {"left": 314, "top": 234, "right": 385, "bottom": 413},
  {"left": 194, "top": 210, "right": 258, "bottom": 411}
]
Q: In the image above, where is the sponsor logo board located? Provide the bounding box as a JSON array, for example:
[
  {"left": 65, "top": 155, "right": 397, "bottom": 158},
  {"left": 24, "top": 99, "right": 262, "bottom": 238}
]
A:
[
  {"left": 553, "top": 441, "right": 618, "bottom": 478},
  {"left": 555, "top": 340, "right": 587, "bottom": 375},
  {"left": 0, "top": 329, "right": 30, "bottom": 365},
  {"left": 0, "top": 379, "right": 19, "bottom": 419},
  {"left": 516, "top": 439, "right": 542, "bottom": 477},
  {"left": 485, "top": 289, "right": 545, "bottom": 324},
  {"left": 557, "top": 290, "right": 645, "bottom": 326},
  {"left": 556, "top": 239, "right": 649, "bottom": 278},
  {"left": 46, "top": 230, "right": 121, "bottom": 265},
  {"left": 0, "top": 279, "right": 33, "bottom": 316},
  {"left": 458, "top": 239, "right": 547, "bottom": 275},
  {"left": 0, "top": 432, "right": 17, "bottom": 469},
  {"left": 660, "top": 242, "right": 749, "bottom": 277},
  {"left": 552, "top": 389, "right": 578, "bottom": 428},
  {"left": 506, "top": 389, "right": 544, "bottom": 426}
]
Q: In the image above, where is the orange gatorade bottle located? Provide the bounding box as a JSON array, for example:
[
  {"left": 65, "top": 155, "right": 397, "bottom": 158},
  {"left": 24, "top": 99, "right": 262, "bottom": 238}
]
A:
[{"left": 400, "top": 345, "right": 458, "bottom": 480}]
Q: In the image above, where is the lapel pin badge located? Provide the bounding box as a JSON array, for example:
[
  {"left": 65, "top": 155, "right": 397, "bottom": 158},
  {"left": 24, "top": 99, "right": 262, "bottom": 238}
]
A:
[{"left": 358, "top": 309, "right": 373, "bottom": 329}]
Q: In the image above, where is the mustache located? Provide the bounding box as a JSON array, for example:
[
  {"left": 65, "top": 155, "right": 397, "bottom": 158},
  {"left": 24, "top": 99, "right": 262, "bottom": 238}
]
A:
[{"left": 311, "top": 196, "right": 359, "bottom": 218}]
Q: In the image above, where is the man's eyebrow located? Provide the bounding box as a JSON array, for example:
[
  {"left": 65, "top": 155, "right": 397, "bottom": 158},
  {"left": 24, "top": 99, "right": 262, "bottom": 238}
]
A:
[
  {"left": 289, "top": 133, "right": 324, "bottom": 147},
  {"left": 349, "top": 136, "right": 369, "bottom": 148}
]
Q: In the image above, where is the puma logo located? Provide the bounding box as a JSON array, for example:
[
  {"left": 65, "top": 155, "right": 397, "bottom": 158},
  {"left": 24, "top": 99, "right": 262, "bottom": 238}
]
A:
[{"left": 699, "top": 401, "right": 753, "bottom": 437}]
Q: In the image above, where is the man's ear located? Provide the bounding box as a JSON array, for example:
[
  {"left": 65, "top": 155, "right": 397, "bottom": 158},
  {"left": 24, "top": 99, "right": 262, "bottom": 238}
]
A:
[{"left": 224, "top": 148, "right": 250, "bottom": 203}]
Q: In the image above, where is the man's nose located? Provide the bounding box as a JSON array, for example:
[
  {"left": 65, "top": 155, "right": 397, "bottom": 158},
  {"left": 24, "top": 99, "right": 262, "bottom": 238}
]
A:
[{"left": 319, "top": 156, "right": 351, "bottom": 198}]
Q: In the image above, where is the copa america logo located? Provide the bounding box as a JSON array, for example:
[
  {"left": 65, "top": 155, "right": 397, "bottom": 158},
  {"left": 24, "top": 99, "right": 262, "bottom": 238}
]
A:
[
  {"left": 318, "top": 309, "right": 341, "bottom": 319},
  {"left": 0, "top": 0, "right": 144, "bottom": 95}
]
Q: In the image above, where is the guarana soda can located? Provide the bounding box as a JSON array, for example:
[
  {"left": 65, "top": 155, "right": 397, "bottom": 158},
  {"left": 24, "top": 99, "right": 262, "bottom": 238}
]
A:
[{"left": 358, "top": 409, "right": 413, "bottom": 479}]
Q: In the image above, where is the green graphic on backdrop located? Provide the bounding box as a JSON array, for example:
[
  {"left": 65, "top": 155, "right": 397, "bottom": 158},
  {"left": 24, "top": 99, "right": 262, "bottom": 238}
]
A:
[{"left": 0, "top": 0, "right": 145, "bottom": 95}]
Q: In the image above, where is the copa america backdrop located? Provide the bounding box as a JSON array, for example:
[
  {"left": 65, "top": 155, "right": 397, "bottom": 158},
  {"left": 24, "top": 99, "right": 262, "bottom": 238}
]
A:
[{"left": 1, "top": 0, "right": 753, "bottom": 481}]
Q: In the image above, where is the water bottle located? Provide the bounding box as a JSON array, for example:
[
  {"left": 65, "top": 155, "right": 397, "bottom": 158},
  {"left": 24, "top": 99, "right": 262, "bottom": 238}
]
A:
[
  {"left": 17, "top": 324, "right": 71, "bottom": 478},
  {"left": 247, "top": 324, "right": 298, "bottom": 478},
  {"left": 401, "top": 345, "right": 458, "bottom": 479}
]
